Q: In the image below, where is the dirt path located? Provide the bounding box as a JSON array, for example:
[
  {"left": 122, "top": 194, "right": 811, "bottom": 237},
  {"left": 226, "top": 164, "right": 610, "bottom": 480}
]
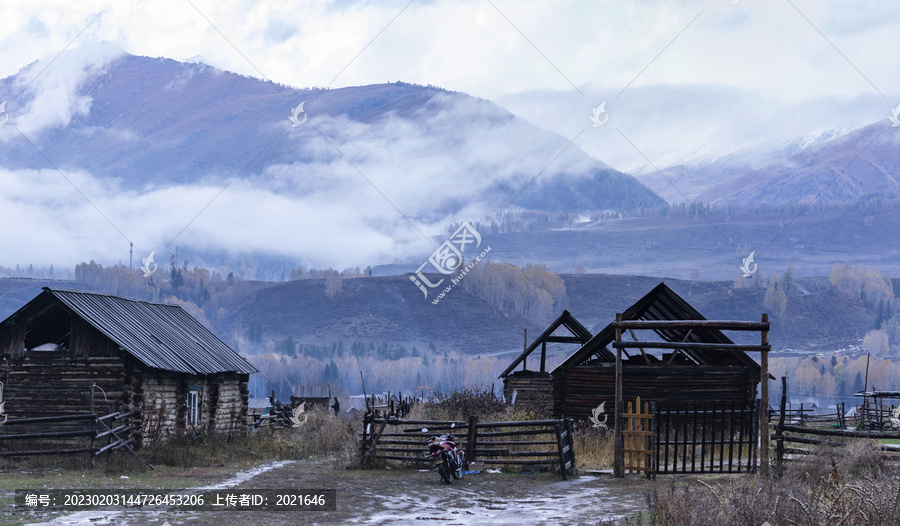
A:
[
  {"left": 16, "top": 461, "right": 650, "bottom": 525},
  {"left": 20, "top": 461, "right": 296, "bottom": 526}
]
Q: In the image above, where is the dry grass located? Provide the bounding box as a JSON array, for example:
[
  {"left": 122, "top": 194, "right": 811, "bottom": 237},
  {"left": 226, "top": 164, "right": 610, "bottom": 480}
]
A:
[
  {"left": 0, "top": 408, "right": 363, "bottom": 474},
  {"left": 625, "top": 439, "right": 900, "bottom": 526},
  {"left": 572, "top": 420, "right": 614, "bottom": 471}
]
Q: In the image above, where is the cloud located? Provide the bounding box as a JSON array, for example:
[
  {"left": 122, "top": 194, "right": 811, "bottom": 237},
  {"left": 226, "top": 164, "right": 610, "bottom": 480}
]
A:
[{"left": 3, "top": 41, "right": 124, "bottom": 137}]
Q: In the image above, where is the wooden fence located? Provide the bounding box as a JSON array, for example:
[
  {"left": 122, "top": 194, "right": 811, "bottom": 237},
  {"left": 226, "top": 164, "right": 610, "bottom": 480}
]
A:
[
  {"left": 359, "top": 414, "right": 575, "bottom": 479},
  {"left": 769, "top": 404, "right": 847, "bottom": 428},
  {"left": 611, "top": 315, "right": 771, "bottom": 477},
  {"left": 622, "top": 397, "right": 654, "bottom": 477},
  {"left": 0, "top": 385, "right": 152, "bottom": 468},
  {"left": 655, "top": 399, "right": 758, "bottom": 474},
  {"left": 772, "top": 377, "right": 900, "bottom": 467},
  {"left": 0, "top": 411, "right": 149, "bottom": 467}
]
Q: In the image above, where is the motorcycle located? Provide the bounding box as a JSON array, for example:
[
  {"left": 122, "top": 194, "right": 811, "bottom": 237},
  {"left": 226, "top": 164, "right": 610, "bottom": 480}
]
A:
[{"left": 426, "top": 434, "right": 465, "bottom": 484}]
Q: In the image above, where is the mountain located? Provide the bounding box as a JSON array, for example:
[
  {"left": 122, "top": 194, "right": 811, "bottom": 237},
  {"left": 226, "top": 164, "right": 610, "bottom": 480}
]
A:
[
  {"left": 636, "top": 121, "right": 900, "bottom": 205},
  {"left": 0, "top": 273, "right": 877, "bottom": 356},
  {"left": 0, "top": 45, "right": 663, "bottom": 217}
]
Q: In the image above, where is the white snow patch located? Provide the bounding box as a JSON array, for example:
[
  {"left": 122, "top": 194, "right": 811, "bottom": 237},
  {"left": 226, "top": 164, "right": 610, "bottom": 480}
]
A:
[{"left": 23, "top": 460, "right": 297, "bottom": 526}]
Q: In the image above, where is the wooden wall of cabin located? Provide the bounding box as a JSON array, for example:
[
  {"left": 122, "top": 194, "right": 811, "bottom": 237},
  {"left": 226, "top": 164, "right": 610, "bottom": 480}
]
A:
[
  {"left": 503, "top": 372, "right": 554, "bottom": 416},
  {"left": 2, "top": 346, "right": 126, "bottom": 420},
  {"left": 553, "top": 365, "right": 759, "bottom": 419},
  {"left": 0, "top": 318, "right": 26, "bottom": 358},
  {"left": 130, "top": 367, "right": 250, "bottom": 447}
]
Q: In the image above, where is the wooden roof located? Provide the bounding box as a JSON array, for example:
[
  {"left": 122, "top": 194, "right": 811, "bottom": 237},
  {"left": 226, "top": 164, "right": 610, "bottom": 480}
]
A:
[
  {"left": 499, "top": 310, "right": 592, "bottom": 378},
  {"left": 0, "top": 288, "right": 257, "bottom": 375},
  {"left": 552, "top": 282, "right": 762, "bottom": 373}
]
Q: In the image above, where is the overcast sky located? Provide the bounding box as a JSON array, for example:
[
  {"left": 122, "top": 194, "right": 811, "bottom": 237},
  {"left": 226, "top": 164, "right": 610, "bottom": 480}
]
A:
[
  {"left": 2, "top": 0, "right": 899, "bottom": 270},
  {"left": 4, "top": 1, "right": 898, "bottom": 165}
]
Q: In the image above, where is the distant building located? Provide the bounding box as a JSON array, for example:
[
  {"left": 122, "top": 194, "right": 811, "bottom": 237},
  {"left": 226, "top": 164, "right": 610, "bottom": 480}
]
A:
[
  {"left": 501, "top": 283, "right": 763, "bottom": 419},
  {"left": 0, "top": 288, "right": 257, "bottom": 447}
]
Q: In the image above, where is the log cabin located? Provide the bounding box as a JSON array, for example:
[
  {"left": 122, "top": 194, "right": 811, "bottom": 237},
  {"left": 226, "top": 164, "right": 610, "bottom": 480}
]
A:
[
  {"left": 501, "top": 283, "right": 762, "bottom": 419},
  {"left": 0, "top": 288, "right": 256, "bottom": 447},
  {"left": 498, "top": 310, "right": 592, "bottom": 412}
]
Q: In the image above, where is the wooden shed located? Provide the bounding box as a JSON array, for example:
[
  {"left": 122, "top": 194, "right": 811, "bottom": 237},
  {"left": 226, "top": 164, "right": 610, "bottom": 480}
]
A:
[
  {"left": 499, "top": 310, "right": 592, "bottom": 411},
  {"left": 502, "top": 283, "right": 762, "bottom": 420},
  {"left": 0, "top": 288, "right": 257, "bottom": 447}
]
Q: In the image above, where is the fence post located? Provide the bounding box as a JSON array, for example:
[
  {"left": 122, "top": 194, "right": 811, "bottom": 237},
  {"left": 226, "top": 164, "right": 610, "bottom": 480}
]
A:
[
  {"left": 89, "top": 385, "right": 95, "bottom": 468},
  {"left": 760, "top": 313, "right": 770, "bottom": 477},
  {"left": 614, "top": 313, "right": 624, "bottom": 478},
  {"left": 555, "top": 421, "right": 569, "bottom": 480},
  {"left": 776, "top": 376, "right": 787, "bottom": 474},
  {"left": 650, "top": 401, "right": 657, "bottom": 480},
  {"left": 466, "top": 415, "right": 478, "bottom": 463}
]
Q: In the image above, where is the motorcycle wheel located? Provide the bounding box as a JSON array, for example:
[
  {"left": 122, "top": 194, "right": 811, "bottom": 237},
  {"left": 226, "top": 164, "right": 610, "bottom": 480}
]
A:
[
  {"left": 438, "top": 461, "right": 453, "bottom": 484},
  {"left": 452, "top": 453, "right": 465, "bottom": 479}
]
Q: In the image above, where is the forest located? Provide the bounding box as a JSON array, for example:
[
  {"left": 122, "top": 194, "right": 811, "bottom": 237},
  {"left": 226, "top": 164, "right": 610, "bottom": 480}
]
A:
[{"left": 2, "top": 250, "right": 899, "bottom": 401}]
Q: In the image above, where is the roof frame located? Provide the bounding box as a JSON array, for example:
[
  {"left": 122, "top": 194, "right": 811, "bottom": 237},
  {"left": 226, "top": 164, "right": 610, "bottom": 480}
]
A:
[{"left": 499, "top": 310, "right": 592, "bottom": 378}]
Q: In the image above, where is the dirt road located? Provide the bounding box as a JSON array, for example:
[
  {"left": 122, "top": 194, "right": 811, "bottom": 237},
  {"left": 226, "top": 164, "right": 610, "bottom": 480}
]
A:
[{"left": 15, "top": 460, "right": 650, "bottom": 526}]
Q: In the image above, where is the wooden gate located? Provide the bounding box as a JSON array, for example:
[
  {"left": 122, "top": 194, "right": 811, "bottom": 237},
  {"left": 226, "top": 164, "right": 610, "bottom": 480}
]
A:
[
  {"left": 655, "top": 399, "right": 757, "bottom": 474},
  {"left": 622, "top": 397, "right": 654, "bottom": 476}
]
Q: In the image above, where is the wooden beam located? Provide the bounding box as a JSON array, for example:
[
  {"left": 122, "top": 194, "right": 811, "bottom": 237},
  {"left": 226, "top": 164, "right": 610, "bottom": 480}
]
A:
[
  {"left": 611, "top": 320, "right": 769, "bottom": 331},
  {"left": 760, "top": 313, "right": 770, "bottom": 477},
  {"left": 612, "top": 341, "right": 771, "bottom": 352},
  {"left": 540, "top": 340, "right": 547, "bottom": 373},
  {"left": 629, "top": 329, "right": 651, "bottom": 365},
  {"left": 614, "top": 313, "right": 624, "bottom": 478},
  {"left": 545, "top": 336, "right": 589, "bottom": 343}
]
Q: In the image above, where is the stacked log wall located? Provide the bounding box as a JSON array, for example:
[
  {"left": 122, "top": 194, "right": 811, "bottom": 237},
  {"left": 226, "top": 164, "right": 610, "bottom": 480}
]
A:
[
  {"left": 210, "top": 374, "right": 247, "bottom": 436},
  {"left": 3, "top": 355, "right": 126, "bottom": 420},
  {"left": 503, "top": 372, "right": 554, "bottom": 415},
  {"left": 553, "top": 365, "right": 758, "bottom": 419},
  {"left": 139, "top": 370, "right": 181, "bottom": 446}
]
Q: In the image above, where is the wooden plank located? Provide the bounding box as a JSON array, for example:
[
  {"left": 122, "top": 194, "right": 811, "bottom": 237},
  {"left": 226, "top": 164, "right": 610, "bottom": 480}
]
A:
[
  {"left": 555, "top": 422, "right": 568, "bottom": 480},
  {"left": 611, "top": 320, "right": 769, "bottom": 330},
  {"left": 614, "top": 313, "right": 623, "bottom": 478},
  {"left": 759, "top": 313, "right": 770, "bottom": 476},
  {"left": 95, "top": 424, "right": 130, "bottom": 440},
  {"left": 1, "top": 413, "right": 97, "bottom": 425},
  {"left": 780, "top": 425, "right": 900, "bottom": 439},
  {"left": 0, "top": 447, "right": 97, "bottom": 457},
  {"left": 475, "top": 429, "right": 557, "bottom": 438},
  {"left": 612, "top": 341, "right": 771, "bottom": 352},
  {"left": 479, "top": 459, "right": 559, "bottom": 465},
  {"left": 0, "top": 429, "right": 94, "bottom": 440},
  {"left": 95, "top": 437, "right": 134, "bottom": 455},
  {"left": 361, "top": 418, "right": 389, "bottom": 467},
  {"left": 465, "top": 415, "right": 477, "bottom": 463}
]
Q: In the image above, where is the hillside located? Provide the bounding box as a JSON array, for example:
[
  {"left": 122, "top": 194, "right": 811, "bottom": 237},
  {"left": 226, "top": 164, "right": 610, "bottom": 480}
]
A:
[
  {"left": 637, "top": 120, "right": 900, "bottom": 205},
  {"left": 3, "top": 271, "right": 870, "bottom": 357},
  {"left": 0, "top": 47, "right": 662, "bottom": 214}
]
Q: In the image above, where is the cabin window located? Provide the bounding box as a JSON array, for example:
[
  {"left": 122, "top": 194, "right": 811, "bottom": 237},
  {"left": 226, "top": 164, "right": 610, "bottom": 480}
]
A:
[{"left": 187, "top": 387, "right": 202, "bottom": 426}]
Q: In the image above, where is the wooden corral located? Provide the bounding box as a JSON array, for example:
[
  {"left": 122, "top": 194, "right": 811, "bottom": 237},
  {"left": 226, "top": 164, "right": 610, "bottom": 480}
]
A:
[
  {"left": 499, "top": 310, "right": 592, "bottom": 413},
  {"left": 544, "top": 283, "right": 762, "bottom": 420},
  {"left": 292, "top": 383, "right": 332, "bottom": 409},
  {"left": 0, "top": 288, "right": 256, "bottom": 449}
]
